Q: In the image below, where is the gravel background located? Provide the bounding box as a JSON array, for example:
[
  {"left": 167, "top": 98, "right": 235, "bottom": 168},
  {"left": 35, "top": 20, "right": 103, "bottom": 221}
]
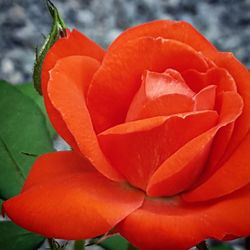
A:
[
  {"left": 0, "top": 0, "right": 249, "bottom": 249},
  {"left": 0, "top": 0, "right": 250, "bottom": 84}
]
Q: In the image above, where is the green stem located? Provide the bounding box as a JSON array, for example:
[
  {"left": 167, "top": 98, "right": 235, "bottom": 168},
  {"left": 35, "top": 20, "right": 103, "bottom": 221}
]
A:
[
  {"left": 48, "top": 238, "right": 56, "bottom": 250},
  {"left": 196, "top": 241, "right": 208, "bottom": 250},
  {"left": 127, "top": 243, "right": 138, "bottom": 250},
  {"left": 73, "top": 240, "right": 85, "bottom": 250}
]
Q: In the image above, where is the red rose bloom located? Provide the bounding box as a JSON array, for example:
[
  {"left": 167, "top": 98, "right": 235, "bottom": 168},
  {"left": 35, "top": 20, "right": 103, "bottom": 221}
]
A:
[{"left": 3, "top": 20, "right": 250, "bottom": 250}]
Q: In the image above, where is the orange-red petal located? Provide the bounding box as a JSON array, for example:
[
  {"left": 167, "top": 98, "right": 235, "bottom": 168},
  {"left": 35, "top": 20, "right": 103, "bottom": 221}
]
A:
[
  {"left": 3, "top": 152, "right": 144, "bottom": 240},
  {"left": 182, "top": 92, "right": 246, "bottom": 202},
  {"left": 147, "top": 127, "right": 215, "bottom": 196},
  {"left": 22, "top": 151, "right": 94, "bottom": 192},
  {"left": 98, "top": 111, "right": 218, "bottom": 190},
  {"left": 42, "top": 29, "right": 104, "bottom": 88},
  {"left": 108, "top": 20, "right": 217, "bottom": 55},
  {"left": 210, "top": 53, "right": 250, "bottom": 161},
  {"left": 161, "top": 50, "right": 250, "bottom": 202},
  {"left": 181, "top": 67, "right": 237, "bottom": 93},
  {"left": 47, "top": 56, "right": 123, "bottom": 181},
  {"left": 41, "top": 29, "right": 105, "bottom": 148},
  {"left": 193, "top": 85, "right": 216, "bottom": 111},
  {"left": 126, "top": 70, "right": 195, "bottom": 121},
  {"left": 182, "top": 67, "right": 238, "bottom": 172},
  {"left": 88, "top": 37, "right": 209, "bottom": 132},
  {"left": 183, "top": 129, "right": 250, "bottom": 202},
  {"left": 117, "top": 186, "right": 250, "bottom": 250},
  {"left": 148, "top": 91, "right": 243, "bottom": 197}
]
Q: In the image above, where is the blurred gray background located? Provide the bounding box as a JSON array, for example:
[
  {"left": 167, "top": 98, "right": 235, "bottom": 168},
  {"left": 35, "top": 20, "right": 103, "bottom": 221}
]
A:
[{"left": 0, "top": 0, "right": 250, "bottom": 84}]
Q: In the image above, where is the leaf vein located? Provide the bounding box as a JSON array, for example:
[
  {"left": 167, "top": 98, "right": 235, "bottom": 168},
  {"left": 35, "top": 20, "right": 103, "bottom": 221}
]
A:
[{"left": 0, "top": 136, "right": 26, "bottom": 181}]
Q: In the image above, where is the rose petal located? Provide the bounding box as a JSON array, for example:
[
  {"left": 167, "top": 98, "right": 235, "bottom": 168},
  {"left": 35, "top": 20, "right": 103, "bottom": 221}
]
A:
[
  {"left": 182, "top": 67, "right": 238, "bottom": 170},
  {"left": 108, "top": 20, "right": 217, "bottom": 55},
  {"left": 41, "top": 29, "right": 105, "bottom": 148},
  {"left": 22, "top": 151, "right": 94, "bottom": 192},
  {"left": 182, "top": 91, "right": 247, "bottom": 202},
  {"left": 183, "top": 130, "right": 250, "bottom": 202},
  {"left": 47, "top": 56, "right": 123, "bottom": 181},
  {"left": 193, "top": 85, "right": 216, "bottom": 111},
  {"left": 147, "top": 127, "right": 215, "bottom": 196},
  {"left": 3, "top": 152, "right": 144, "bottom": 240},
  {"left": 42, "top": 29, "right": 104, "bottom": 86},
  {"left": 210, "top": 53, "right": 250, "bottom": 162},
  {"left": 206, "top": 123, "right": 235, "bottom": 174},
  {"left": 126, "top": 70, "right": 195, "bottom": 121},
  {"left": 148, "top": 91, "right": 243, "bottom": 197},
  {"left": 88, "top": 37, "right": 209, "bottom": 132},
  {"left": 132, "top": 95, "right": 194, "bottom": 121},
  {"left": 182, "top": 67, "right": 237, "bottom": 93},
  {"left": 117, "top": 186, "right": 250, "bottom": 250},
  {"left": 98, "top": 111, "right": 218, "bottom": 190},
  {"left": 144, "top": 69, "right": 195, "bottom": 98},
  {"left": 183, "top": 53, "right": 250, "bottom": 171}
]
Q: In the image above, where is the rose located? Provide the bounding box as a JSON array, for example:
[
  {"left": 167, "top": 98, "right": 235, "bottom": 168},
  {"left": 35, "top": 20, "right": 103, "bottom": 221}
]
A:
[{"left": 3, "top": 20, "right": 250, "bottom": 250}]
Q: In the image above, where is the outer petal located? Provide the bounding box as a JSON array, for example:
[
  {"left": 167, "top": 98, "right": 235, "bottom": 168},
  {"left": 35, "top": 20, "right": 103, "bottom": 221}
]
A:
[
  {"left": 3, "top": 152, "right": 144, "bottom": 240},
  {"left": 117, "top": 186, "right": 250, "bottom": 250},
  {"left": 42, "top": 29, "right": 104, "bottom": 87},
  {"left": 41, "top": 29, "right": 105, "bottom": 148},
  {"left": 108, "top": 20, "right": 217, "bottom": 55},
  {"left": 210, "top": 53, "right": 250, "bottom": 161},
  {"left": 88, "top": 37, "right": 209, "bottom": 132},
  {"left": 98, "top": 111, "right": 218, "bottom": 190},
  {"left": 21, "top": 151, "right": 94, "bottom": 192},
  {"left": 47, "top": 56, "right": 123, "bottom": 181}
]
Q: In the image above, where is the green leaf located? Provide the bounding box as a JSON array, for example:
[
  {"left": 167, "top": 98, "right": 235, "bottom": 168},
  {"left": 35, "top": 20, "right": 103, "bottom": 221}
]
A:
[
  {"left": 0, "top": 221, "right": 44, "bottom": 250},
  {"left": 0, "top": 199, "right": 3, "bottom": 210},
  {"left": 99, "top": 235, "right": 133, "bottom": 250},
  {"left": 33, "top": 0, "right": 66, "bottom": 94},
  {"left": 0, "top": 81, "right": 53, "bottom": 199},
  {"left": 16, "top": 83, "right": 57, "bottom": 139},
  {"left": 209, "top": 245, "right": 234, "bottom": 250}
]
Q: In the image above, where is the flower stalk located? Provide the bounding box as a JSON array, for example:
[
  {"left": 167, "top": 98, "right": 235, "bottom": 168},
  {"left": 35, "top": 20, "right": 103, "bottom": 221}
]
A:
[
  {"left": 196, "top": 241, "right": 208, "bottom": 250},
  {"left": 73, "top": 240, "right": 85, "bottom": 250}
]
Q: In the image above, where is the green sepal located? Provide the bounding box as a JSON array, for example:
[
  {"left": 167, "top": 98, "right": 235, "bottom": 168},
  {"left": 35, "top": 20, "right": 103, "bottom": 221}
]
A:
[{"left": 33, "top": 0, "right": 67, "bottom": 95}]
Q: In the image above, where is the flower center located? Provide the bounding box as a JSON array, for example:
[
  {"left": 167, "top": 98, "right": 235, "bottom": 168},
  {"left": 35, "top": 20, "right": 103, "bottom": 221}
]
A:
[{"left": 126, "top": 69, "right": 216, "bottom": 122}]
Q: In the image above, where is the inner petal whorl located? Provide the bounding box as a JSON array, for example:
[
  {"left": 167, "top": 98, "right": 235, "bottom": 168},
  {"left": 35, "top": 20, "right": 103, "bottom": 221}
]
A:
[{"left": 126, "top": 69, "right": 196, "bottom": 121}]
